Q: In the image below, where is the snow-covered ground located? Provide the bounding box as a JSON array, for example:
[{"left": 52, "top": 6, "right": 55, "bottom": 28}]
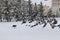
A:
[{"left": 0, "top": 18, "right": 60, "bottom": 40}]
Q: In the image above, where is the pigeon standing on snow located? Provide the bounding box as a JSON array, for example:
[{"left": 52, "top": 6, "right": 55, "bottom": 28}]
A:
[
  {"left": 22, "top": 21, "right": 26, "bottom": 24},
  {"left": 50, "top": 18, "right": 58, "bottom": 29},
  {"left": 12, "top": 25, "right": 17, "bottom": 29},
  {"left": 52, "top": 19, "right": 57, "bottom": 24}
]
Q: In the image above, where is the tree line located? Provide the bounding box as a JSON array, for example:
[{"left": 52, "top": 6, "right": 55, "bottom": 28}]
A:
[{"left": 0, "top": 0, "right": 54, "bottom": 22}]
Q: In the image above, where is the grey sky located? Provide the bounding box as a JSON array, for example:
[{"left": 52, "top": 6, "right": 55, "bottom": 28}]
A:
[{"left": 26, "top": 0, "right": 52, "bottom": 7}]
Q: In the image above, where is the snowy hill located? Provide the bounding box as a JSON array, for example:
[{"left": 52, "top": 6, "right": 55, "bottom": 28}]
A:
[{"left": 0, "top": 18, "right": 60, "bottom": 40}]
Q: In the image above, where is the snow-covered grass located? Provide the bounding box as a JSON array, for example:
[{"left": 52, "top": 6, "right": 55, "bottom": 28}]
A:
[{"left": 0, "top": 18, "right": 60, "bottom": 40}]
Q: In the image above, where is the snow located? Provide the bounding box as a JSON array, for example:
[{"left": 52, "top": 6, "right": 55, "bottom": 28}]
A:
[{"left": 0, "top": 18, "right": 60, "bottom": 40}]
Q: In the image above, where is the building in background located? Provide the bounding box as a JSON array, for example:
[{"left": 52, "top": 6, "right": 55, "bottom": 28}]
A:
[{"left": 52, "top": 0, "right": 60, "bottom": 16}]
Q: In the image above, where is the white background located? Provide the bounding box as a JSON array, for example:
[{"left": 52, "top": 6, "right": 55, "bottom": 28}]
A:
[{"left": 0, "top": 18, "right": 60, "bottom": 40}]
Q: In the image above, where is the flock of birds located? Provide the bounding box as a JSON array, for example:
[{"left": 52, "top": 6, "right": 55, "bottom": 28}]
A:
[{"left": 12, "top": 16, "right": 60, "bottom": 29}]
